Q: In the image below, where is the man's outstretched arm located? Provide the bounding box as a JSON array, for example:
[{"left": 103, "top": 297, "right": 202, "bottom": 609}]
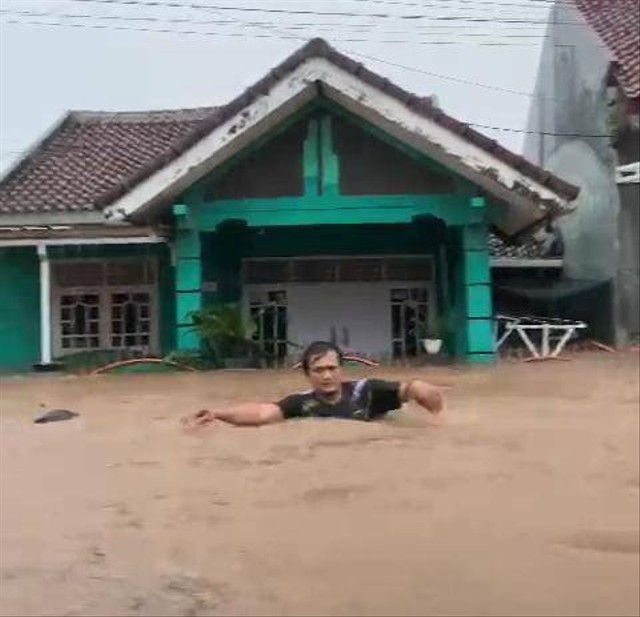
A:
[
  {"left": 399, "top": 379, "right": 444, "bottom": 414},
  {"left": 182, "top": 403, "right": 284, "bottom": 429}
]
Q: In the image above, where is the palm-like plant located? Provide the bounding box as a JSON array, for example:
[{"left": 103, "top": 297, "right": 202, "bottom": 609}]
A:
[{"left": 190, "top": 303, "right": 257, "bottom": 361}]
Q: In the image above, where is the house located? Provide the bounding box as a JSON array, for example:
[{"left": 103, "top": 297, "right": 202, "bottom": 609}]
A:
[
  {"left": 0, "top": 39, "right": 579, "bottom": 371},
  {"left": 523, "top": 0, "right": 639, "bottom": 345}
]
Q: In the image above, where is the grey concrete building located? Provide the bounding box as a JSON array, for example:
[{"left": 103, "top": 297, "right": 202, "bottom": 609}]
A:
[{"left": 524, "top": 0, "right": 639, "bottom": 345}]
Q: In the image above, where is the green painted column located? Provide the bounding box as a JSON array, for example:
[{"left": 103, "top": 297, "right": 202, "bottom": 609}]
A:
[
  {"left": 320, "top": 115, "right": 340, "bottom": 197},
  {"left": 460, "top": 198, "right": 495, "bottom": 363},
  {"left": 173, "top": 204, "right": 202, "bottom": 351}
]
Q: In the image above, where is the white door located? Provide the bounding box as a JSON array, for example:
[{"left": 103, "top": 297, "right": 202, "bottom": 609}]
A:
[
  {"left": 243, "top": 256, "right": 435, "bottom": 360},
  {"left": 286, "top": 282, "right": 433, "bottom": 358},
  {"left": 286, "top": 283, "right": 389, "bottom": 355}
]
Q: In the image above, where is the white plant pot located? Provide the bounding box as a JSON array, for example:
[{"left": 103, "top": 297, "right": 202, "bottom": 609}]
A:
[{"left": 422, "top": 339, "right": 443, "bottom": 355}]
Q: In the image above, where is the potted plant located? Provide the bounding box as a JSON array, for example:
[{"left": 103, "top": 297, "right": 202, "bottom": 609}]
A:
[
  {"left": 190, "top": 303, "right": 258, "bottom": 369},
  {"left": 416, "top": 315, "right": 448, "bottom": 355}
]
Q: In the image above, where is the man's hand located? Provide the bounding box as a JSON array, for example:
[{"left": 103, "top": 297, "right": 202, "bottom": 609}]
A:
[
  {"left": 181, "top": 409, "right": 220, "bottom": 431},
  {"left": 181, "top": 403, "right": 284, "bottom": 429},
  {"left": 403, "top": 380, "right": 445, "bottom": 415}
]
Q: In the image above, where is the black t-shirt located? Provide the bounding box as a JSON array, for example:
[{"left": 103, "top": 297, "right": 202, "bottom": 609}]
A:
[{"left": 276, "top": 379, "right": 402, "bottom": 422}]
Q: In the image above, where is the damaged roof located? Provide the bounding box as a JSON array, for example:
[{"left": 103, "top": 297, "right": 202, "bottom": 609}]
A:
[
  {"left": 0, "top": 38, "right": 579, "bottom": 222},
  {"left": 575, "top": 0, "right": 640, "bottom": 101}
]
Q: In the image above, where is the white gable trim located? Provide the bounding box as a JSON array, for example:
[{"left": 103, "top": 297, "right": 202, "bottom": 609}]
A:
[{"left": 104, "top": 57, "right": 573, "bottom": 230}]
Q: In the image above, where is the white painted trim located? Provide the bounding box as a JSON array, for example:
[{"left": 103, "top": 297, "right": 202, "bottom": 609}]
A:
[
  {"left": 0, "top": 236, "right": 167, "bottom": 247},
  {"left": 0, "top": 212, "right": 108, "bottom": 225},
  {"left": 491, "top": 258, "right": 563, "bottom": 268},
  {"left": 103, "top": 57, "right": 573, "bottom": 224},
  {"left": 37, "top": 244, "right": 52, "bottom": 365},
  {"left": 105, "top": 84, "right": 318, "bottom": 221},
  {"left": 616, "top": 161, "right": 640, "bottom": 185}
]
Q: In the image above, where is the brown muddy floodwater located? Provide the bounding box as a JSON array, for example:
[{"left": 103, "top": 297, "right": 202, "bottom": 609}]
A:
[{"left": 1, "top": 353, "right": 638, "bottom": 616}]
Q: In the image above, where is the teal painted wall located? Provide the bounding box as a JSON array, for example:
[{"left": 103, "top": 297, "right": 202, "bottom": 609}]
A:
[{"left": 0, "top": 247, "right": 40, "bottom": 370}]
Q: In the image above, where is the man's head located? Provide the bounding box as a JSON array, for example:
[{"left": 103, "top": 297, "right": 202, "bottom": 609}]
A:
[{"left": 301, "top": 341, "right": 344, "bottom": 396}]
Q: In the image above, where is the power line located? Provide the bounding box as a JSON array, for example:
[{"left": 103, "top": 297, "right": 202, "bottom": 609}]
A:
[
  {"left": 349, "top": 0, "right": 557, "bottom": 11},
  {"left": 193, "top": 2, "right": 561, "bottom": 102},
  {"left": 195, "top": 2, "right": 607, "bottom": 130},
  {"left": 0, "top": 7, "right": 557, "bottom": 31},
  {"left": 0, "top": 17, "right": 557, "bottom": 46},
  {"left": 0, "top": 9, "right": 556, "bottom": 38},
  {"left": 0, "top": 19, "right": 611, "bottom": 137},
  {"left": 470, "top": 123, "right": 610, "bottom": 138},
  {"left": 348, "top": 51, "right": 551, "bottom": 99},
  {"left": 0, "top": 2, "right": 594, "bottom": 100},
  {"left": 67, "top": 0, "right": 588, "bottom": 26}
]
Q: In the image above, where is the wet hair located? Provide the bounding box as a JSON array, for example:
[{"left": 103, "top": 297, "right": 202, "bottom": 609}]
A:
[{"left": 301, "top": 341, "right": 344, "bottom": 374}]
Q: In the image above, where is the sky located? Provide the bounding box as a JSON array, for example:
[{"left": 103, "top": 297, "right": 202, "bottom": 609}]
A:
[{"left": 0, "top": 0, "right": 559, "bottom": 175}]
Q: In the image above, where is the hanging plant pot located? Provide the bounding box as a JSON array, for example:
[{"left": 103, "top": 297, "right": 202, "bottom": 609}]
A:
[{"left": 422, "top": 339, "right": 443, "bottom": 355}]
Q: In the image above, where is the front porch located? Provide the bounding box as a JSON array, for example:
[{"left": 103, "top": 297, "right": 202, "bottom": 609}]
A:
[
  {"left": 173, "top": 205, "right": 495, "bottom": 365},
  {"left": 168, "top": 106, "right": 496, "bottom": 364}
]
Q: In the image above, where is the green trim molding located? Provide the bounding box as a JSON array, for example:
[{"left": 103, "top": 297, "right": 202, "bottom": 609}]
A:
[{"left": 179, "top": 194, "right": 483, "bottom": 230}]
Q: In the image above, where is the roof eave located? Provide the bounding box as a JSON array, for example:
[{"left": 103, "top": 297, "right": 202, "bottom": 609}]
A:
[
  {"left": 104, "top": 56, "right": 577, "bottom": 236},
  {"left": 0, "top": 111, "right": 74, "bottom": 184}
]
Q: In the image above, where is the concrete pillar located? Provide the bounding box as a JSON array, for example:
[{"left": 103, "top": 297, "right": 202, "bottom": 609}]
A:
[
  {"left": 36, "top": 244, "right": 52, "bottom": 365},
  {"left": 173, "top": 205, "right": 202, "bottom": 351},
  {"left": 460, "top": 213, "right": 495, "bottom": 363}
]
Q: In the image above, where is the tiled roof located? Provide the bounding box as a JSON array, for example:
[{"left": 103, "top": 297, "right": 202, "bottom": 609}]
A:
[
  {"left": 0, "top": 108, "right": 217, "bottom": 215},
  {"left": 575, "top": 0, "right": 640, "bottom": 100},
  {"left": 0, "top": 38, "right": 579, "bottom": 217}
]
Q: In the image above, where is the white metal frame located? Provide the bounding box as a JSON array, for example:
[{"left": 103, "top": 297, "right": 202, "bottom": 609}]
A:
[
  {"left": 389, "top": 284, "right": 436, "bottom": 360},
  {"left": 245, "top": 287, "right": 290, "bottom": 365},
  {"left": 495, "top": 314, "right": 587, "bottom": 359}
]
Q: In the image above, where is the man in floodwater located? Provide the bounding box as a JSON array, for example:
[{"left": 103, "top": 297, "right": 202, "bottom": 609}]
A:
[{"left": 182, "top": 341, "right": 444, "bottom": 429}]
